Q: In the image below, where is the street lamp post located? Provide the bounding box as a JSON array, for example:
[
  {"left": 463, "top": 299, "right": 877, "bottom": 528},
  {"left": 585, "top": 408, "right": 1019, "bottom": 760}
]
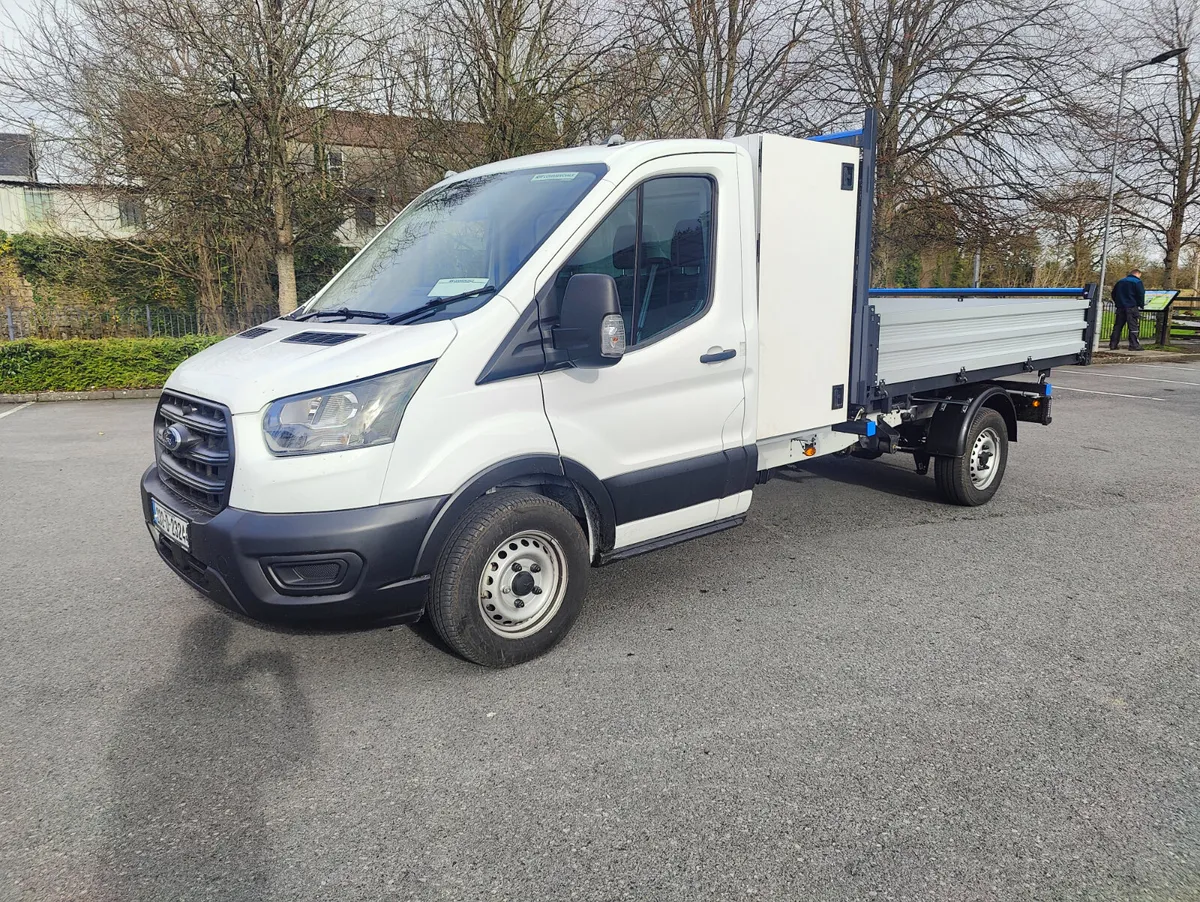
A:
[{"left": 1094, "top": 47, "right": 1187, "bottom": 349}]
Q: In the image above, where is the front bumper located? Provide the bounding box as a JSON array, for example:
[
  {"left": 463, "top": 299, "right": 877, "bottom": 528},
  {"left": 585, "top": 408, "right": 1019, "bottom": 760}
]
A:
[{"left": 141, "top": 465, "right": 447, "bottom": 624}]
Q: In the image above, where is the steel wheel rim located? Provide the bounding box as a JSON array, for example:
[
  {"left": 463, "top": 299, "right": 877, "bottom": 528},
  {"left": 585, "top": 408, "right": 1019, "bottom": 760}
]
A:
[
  {"left": 478, "top": 530, "right": 567, "bottom": 638},
  {"left": 969, "top": 427, "right": 1001, "bottom": 490}
]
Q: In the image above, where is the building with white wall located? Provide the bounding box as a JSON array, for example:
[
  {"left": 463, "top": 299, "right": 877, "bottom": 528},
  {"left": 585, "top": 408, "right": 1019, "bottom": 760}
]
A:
[
  {"left": 0, "top": 181, "right": 142, "bottom": 239},
  {"left": 0, "top": 111, "right": 449, "bottom": 248},
  {"left": 0, "top": 132, "right": 141, "bottom": 239}
]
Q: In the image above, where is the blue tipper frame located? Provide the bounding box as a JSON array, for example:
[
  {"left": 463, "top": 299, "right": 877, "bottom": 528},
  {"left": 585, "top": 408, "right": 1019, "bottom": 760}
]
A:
[
  {"left": 810, "top": 111, "right": 882, "bottom": 411},
  {"left": 808, "top": 112, "right": 1099, "bottom": 412}
]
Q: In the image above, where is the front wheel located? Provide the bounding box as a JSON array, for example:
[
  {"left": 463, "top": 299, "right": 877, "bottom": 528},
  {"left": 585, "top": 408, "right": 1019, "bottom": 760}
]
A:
[
  {"left": 428, "top": 489, "right": 590, "bottom": 667},
  {"left": 933, "top": 407, "right": 1009, "bottom": 506}
]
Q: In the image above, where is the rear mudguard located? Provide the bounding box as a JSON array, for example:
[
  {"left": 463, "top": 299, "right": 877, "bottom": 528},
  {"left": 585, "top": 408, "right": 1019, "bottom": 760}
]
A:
[{"left": 923, "top": 386, "right": 1017, "bottom": 457}]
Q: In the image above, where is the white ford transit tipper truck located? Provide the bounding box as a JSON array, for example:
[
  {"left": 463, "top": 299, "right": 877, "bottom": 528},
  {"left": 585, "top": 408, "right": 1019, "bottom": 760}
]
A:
[{"left": 141, "top": 112, "right": 1098, "bottom": 666}]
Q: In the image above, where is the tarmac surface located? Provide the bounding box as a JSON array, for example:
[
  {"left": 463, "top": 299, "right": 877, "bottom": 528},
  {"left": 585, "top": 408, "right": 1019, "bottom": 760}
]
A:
[{"left": 1, "top": 360, "right": 1198, "bottom": 901}]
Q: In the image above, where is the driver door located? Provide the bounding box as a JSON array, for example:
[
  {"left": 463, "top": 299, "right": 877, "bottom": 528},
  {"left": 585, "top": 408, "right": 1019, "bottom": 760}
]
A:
[{"left": 539, "top": 154, "right": 750, "bottom": 550}]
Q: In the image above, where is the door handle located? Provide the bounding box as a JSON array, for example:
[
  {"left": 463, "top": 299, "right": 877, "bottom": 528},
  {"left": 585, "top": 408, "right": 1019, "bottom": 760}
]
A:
[{"left": 700, "top": 348, "right": 737, "bottom": 364}]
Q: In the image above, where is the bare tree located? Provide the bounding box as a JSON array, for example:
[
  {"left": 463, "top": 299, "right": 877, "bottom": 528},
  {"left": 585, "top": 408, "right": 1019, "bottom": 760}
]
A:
[
  {"left": 0, "top": 0, "right": 380, "bottom": 315},
  {"left": 631, "top": 0, "right": 819, "bottom": 139},
  {"left": 1, "top": 0, "right": 1119, "bottom": 307},
  {"left": 1034, "top": 179, "right": 1107, "bottom": 287},
  {"left": 1108, "top": 0, "right": 1199, "bottom": 289},
  {"left": 807, "top": 0, "right": 1092, "bottom": 284},
  {"left": 155, "top": 0, "right": 380, "bottom": 313},
  {"left": 387, "top": 0, "right": 628, "bottom": 171},
  {"left": 1, "top": 0, "right": 254, "bottom": 319}
]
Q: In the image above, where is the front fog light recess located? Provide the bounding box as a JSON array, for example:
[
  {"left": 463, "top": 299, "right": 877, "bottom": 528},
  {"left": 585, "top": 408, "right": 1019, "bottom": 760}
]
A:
[{"left": 262, "top": 362, "right": 434, "bottom": 455}]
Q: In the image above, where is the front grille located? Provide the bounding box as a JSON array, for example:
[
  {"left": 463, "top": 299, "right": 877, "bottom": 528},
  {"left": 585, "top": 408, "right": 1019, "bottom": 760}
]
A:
[{"left": 154, "top": 391, "right": 234, "bottom": 513}]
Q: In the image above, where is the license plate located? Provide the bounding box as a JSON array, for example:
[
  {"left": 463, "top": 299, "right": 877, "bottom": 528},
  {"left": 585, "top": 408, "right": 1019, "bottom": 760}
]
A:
[{"left": 151, "top": 497, "right": 191, "bottom": 552}]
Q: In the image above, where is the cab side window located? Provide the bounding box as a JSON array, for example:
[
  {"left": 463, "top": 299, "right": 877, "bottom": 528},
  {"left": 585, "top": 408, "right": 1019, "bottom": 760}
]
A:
[
  {"left": 552, "top": 192, "right": 638, "bottom": 328},
  {"left": 554, "top": 176, "right": 714, "bottom": 345}
]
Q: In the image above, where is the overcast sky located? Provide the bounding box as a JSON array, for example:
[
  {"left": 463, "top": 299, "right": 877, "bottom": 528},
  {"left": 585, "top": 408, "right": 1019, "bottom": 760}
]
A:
[{"left": 0, "top": 2, "right": 35, "bottom": 132}]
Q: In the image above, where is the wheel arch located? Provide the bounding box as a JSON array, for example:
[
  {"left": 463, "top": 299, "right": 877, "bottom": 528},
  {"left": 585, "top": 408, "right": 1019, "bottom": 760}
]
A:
[
  {"left": 924, "top": 385, "right": 1017, "bottom": 457},
  {"left": 982, "top": 392, "right": 1018, "bottom": 445},
  {"left": 414, "top": 456, "right": 615, "bottom": 574}
]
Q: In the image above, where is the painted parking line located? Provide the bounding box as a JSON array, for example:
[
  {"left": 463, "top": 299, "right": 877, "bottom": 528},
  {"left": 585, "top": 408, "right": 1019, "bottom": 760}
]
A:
[
  {"left": 1121, "top": 361, "right": 1200, "bottom": 367},
  {"left": 0, "top": 400, "right": 33, "bottom": 422},
  {"left": 1068, "top": 370, "right": 1200, "bottom": 388},
  {"left": 1051, "top": 385, "right": 1165, "bottom": 401},
  {"left": 1122, "top": 363, "right": 1200, "bottom": 374}
]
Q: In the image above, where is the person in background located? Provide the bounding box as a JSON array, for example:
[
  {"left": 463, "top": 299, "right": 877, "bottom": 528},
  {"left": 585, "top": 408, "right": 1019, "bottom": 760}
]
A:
[{"left": 1109, "top": 268, "right": 1146, "bottom": 351}]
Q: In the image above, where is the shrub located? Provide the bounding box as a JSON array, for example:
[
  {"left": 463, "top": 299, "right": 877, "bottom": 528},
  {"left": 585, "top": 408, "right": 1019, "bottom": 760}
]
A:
[{"left": 0, "top": 336, "right": 223, "bottom": 393}]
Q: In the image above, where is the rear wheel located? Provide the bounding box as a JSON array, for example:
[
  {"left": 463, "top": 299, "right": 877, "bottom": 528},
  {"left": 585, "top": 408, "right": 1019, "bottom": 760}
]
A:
[
  {"left": 428, "top": 489, "right": 590, "bottom": 667},
  {"left": 934, "top": 407, "right": 1008, "bottom": 506}
]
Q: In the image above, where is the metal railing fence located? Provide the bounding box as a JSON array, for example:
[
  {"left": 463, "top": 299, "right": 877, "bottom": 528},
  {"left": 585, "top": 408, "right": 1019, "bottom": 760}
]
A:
[
  {"left": 3, "top": 304, "right": 278, "bottom": 340},
  {"left": 1097, "top": 301, "right": 1157, "bottom": 343}
]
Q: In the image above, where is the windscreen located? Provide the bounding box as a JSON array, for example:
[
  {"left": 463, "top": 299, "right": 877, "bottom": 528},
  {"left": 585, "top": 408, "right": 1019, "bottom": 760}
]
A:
[{"left": 301, "top": 164, "right": 608, "bottom": 320}]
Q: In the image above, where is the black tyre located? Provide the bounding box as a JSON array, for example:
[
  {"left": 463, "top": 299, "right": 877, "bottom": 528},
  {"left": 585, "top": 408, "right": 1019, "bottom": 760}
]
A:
[
  {"left": 933, "top": 407, "right": 1009, "bottom": 506},
  {"left": 428, "top": 489, "right": 590, "bottom": 667}
]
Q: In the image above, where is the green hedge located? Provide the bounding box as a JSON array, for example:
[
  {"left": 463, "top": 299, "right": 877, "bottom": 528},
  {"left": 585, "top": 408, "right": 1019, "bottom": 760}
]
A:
[{"left": 0, "top": 336, "right": 223, "bottom": 393}]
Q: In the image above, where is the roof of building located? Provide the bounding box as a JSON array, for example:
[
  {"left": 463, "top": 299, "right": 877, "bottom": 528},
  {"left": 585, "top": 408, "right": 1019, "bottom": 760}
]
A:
[
  {"left": 303, "top": 109, "right": 419, "bottom": 149},
  {"left": 0, "top": 133, "right": 34, "bottom": 180}
]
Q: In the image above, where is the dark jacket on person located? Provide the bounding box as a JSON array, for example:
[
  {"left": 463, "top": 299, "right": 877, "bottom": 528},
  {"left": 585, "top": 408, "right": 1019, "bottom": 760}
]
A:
[{"left": 1112, "top": 274, "right": 1146, "bottom": 309}]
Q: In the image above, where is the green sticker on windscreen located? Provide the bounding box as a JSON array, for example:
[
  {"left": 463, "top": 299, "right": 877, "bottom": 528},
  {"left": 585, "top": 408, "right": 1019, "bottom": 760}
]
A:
[{"left": 530, "top": 172, "right": 579, "bottom": 182}]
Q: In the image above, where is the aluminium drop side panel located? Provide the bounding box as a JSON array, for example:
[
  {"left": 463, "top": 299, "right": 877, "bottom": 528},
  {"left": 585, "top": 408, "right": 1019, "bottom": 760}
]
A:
[
  {"left": 872, "top": 291, "right": 1090, "bottom": 388},
  {"left": 730, "top": 133, "right": 859, "bottom": 441}
]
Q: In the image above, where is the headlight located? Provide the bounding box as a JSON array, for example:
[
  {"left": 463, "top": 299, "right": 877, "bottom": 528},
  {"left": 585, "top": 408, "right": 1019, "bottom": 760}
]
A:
[{"left": 262, "top": 362, "right": 434, "bottom": 455}]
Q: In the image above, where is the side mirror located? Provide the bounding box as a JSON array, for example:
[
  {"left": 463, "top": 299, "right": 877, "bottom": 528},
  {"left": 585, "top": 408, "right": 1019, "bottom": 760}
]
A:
[{"left": 552, "top": 273, "right": 626, "bottom": 367}]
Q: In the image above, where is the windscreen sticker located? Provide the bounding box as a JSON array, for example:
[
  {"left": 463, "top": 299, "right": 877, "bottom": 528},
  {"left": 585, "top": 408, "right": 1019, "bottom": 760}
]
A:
[
  {"left": 530, "top": 172, "right": 579, "bottom": 182},
  {"left": 428, "top": 277, "right": 490, "bottom": 297}
]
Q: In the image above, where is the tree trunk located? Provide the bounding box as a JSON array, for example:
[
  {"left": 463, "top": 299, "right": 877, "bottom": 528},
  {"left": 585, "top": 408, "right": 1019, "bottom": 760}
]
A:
[
  {"left": 273, "top": 177, "right": 298, "bottom": 315},
  {"left": 872, "top": 123, "right": 901, "bottom": 286},
  {"left": 1073, "top": 222, "right": 1089, "bottom": 287},
  {"left": 872, "top": 187, "right": 898, "bottom": 286},
  {"left": 276, "top": 242, "right": 298, "bottom": 315},
  {"left": 1164, "top": 220, "right": 1182, "bottom": 290},
  {"left": 1166, "top": 55, "right": 1197, "bottom": 292},
  {"left": 234, "top": 234, "right": 275, "bottom": 322},
  {"left": 195, "top": 238, "right": 226, "bottom": 334},
  {"left": 919, "top": 248, "right": 938, "bottom": 288}
]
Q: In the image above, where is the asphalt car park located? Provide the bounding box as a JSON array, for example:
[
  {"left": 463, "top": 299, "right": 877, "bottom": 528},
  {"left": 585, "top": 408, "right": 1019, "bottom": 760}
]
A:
[{"left": 1, "top": 361, "right": 1198, "bottom": 901}]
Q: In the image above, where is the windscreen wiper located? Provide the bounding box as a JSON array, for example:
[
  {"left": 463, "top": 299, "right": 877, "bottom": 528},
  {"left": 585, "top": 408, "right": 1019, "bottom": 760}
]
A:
[
  {"left": 385, "top": 286, "right": 496, "bottom": 325},
  {"left": 291, "top": 306, "right": 390, "bottom": 322}
]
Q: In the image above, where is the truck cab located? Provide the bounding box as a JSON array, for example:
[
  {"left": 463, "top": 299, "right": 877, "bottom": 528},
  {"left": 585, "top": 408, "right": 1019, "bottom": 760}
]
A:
[{"left": 142, "top": 121, "right": 1095, "bottom": 666}]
